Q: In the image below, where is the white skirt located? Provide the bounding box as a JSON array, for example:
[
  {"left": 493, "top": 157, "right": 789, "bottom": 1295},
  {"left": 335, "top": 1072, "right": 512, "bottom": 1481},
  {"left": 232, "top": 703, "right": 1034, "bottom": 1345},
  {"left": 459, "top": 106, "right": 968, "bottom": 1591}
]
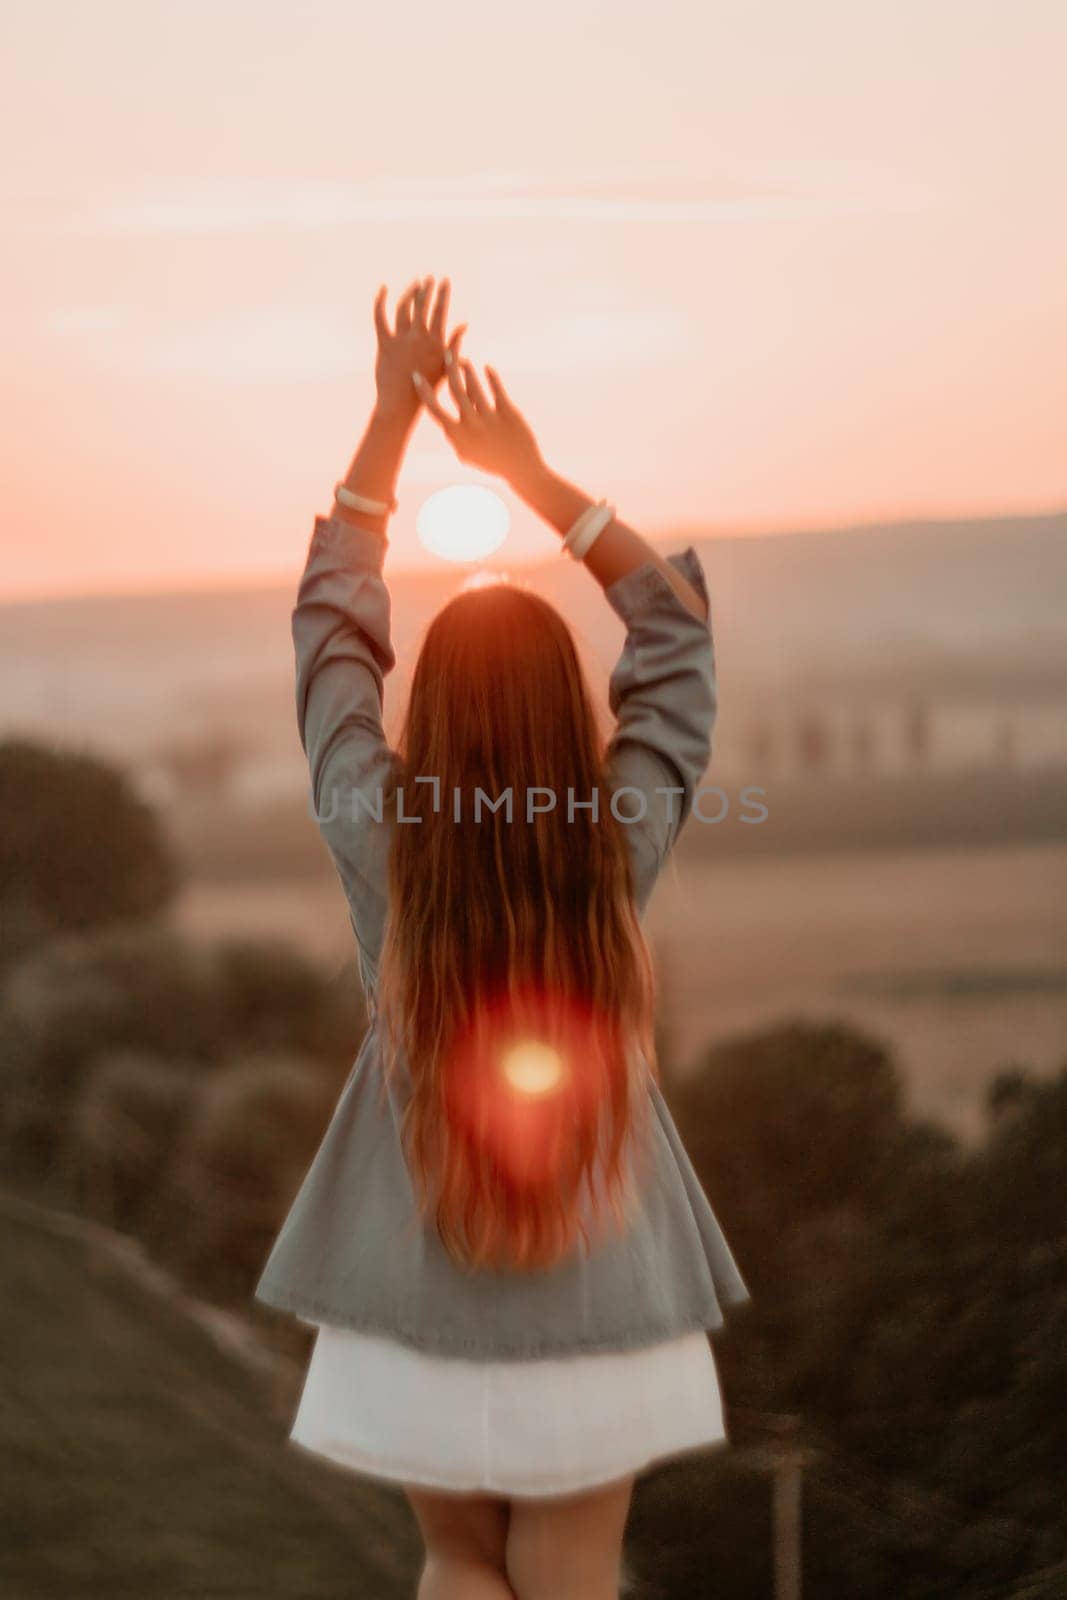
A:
[{"left": 289, "top": 1320, "right": 728, "bottom": 1499}]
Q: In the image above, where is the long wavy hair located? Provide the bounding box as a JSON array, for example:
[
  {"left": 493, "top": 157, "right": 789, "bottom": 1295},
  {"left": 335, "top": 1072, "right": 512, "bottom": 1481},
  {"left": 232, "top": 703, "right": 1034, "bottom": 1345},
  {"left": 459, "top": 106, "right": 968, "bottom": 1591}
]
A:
[{"left": 375, "top": 578, "right": 660, "bottom": 1272}]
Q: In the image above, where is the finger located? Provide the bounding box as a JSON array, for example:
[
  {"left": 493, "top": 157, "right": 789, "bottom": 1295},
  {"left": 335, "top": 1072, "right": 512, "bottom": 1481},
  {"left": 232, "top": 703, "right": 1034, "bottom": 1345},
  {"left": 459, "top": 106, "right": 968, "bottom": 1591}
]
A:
[
  {"left": 462, "top": 360, "right": 492, "bottom": 416},
  {"left": 373, "top": 284, "right": 391, "bottom": 343},
  {"left": 445, "top": 355, "right": 477, "bottom": 420},
  {"left": 442, "top": 322, "right": 467, "bottom": 378},
  {"left": 430, "top": 277, "right": 451, "bottom": 341},
  {"left": 414, "top": 275, "right": 435, "bottom": 328},
  {"left": 445, "top": 323, "right": 468, "bottom": 363},
  {"left": 413, "top": 372, "right": 460, "bottom": 430},
  {"left": 395, "top": 279, "right": 419, "bottom": 334},
  {"left": 485, "top": 365, "right": 517, "bottom": 414}
]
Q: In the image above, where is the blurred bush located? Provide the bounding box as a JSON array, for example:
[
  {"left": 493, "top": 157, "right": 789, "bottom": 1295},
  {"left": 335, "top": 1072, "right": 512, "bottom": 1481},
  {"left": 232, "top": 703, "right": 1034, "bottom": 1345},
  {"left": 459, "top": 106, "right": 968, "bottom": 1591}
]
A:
[
  {"left": 213, "top": 936, "right": 366, "bottom": 1062},
  {"left": 66, "top": 1050, "right": 197, "bottom": 1234},
  {"left": 0, "top": 738, "right": 177, "bottom": 972},
  {"left": 0, "top": 923, "right": 222, "bottom": 1180},
  {"left": 672, "top": 1020, "right": 929, "bottom": 1280},
  {"left": 0, "top": 922, "right": 366, "bottom": 1183},
  {"left": 155, "top": 1054, "right": 337, "bottom": 1303},
  {"left": 646, "top": 1023, "right": 1067, "bottom": 1595}
]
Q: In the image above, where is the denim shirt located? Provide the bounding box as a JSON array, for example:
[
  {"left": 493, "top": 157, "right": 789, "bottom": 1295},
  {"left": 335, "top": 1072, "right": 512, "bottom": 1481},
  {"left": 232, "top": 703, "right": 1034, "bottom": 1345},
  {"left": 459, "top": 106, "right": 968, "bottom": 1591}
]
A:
[{"left": 253, "top": 516, "right": 752, "bottom": 1359}]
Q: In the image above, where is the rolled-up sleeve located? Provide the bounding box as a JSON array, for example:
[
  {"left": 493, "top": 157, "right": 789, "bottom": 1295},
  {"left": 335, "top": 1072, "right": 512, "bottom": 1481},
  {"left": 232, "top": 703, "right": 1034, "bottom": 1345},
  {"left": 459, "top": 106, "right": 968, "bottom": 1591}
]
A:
[
  {"left": 292, "top": 515, "right": 398, "bottom": 971},
  {"left": 602, "top": 547, "right": 717, "bottom": 912}
]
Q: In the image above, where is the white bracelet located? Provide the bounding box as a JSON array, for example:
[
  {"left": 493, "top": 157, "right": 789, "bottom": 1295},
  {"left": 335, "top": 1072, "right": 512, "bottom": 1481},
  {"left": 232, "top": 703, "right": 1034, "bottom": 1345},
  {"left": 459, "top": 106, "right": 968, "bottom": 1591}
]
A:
[
  {"left": 335, "top": 483, "right": 398, "bottom": 517},
  {"left": 562, "top": 501, "right": 615, "bottom": 561}
]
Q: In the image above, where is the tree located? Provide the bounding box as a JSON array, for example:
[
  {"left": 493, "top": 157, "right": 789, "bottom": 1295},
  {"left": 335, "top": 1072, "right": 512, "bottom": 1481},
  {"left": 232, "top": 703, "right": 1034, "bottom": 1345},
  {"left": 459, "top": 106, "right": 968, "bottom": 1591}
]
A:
[
  {"left": 158, "top": 1054, "right": 337, "bottom": 1302},
  {"left": 671, "top": 1020, "right": 911, "bottom": 1281},
  {"left": 68, "top": 1051, "right": 197, "bottom": 1233},
  {"left": 0, "top": 922, "right": 366, "bottom": 1181},
  {"left": 0, "top": 739, "right": 177, "bottom": 969}
]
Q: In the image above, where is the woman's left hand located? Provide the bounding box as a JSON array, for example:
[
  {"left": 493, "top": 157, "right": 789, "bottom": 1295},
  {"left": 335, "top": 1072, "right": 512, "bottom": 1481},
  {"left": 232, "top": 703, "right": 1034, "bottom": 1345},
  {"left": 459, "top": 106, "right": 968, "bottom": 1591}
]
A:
[{"left": 373, "top": 277, "right": 466, "bottom": 425}]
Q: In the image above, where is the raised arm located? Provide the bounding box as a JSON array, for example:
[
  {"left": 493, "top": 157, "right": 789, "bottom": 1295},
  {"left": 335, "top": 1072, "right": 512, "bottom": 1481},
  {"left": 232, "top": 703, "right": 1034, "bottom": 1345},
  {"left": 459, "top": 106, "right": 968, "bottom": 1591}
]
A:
[
  {"left": 331, "top": 277, "right": 466, "bottom": 534},
  {"left": 296, "top": 277, "right": 466, "bottom": 976},
  {"left": 414, "top": 357, "right": 716, "bottom": 910},
  {"left": 300, "top": 278, "right": 464, "bottom": 804},
  {"left": 510, "top": 461, "right": 709, "bottom": 624},
  {"left": 412, "top": 358, "right": 708, "bottom": 622}
]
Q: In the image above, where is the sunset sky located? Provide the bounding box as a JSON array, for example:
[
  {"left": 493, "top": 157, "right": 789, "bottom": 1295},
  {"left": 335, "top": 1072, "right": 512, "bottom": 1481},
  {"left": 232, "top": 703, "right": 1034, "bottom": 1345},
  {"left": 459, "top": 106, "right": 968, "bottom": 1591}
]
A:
[{"left": 2, "top": 0, "right": 1065, "bottom": 599}]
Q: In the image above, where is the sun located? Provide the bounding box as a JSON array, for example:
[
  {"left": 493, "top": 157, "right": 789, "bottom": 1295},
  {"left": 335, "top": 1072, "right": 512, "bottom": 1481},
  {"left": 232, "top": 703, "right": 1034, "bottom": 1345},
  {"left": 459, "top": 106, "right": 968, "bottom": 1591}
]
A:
[{"left": 416, "top": 485, "right": 510, "bottom": 562}]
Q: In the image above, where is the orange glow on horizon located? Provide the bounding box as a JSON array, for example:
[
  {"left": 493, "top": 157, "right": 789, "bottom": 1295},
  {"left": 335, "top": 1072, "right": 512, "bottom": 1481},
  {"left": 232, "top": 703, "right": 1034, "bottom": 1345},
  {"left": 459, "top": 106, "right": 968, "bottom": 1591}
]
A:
[{"left": 2, "top": 4, "right": 1065, "bottom": 600}]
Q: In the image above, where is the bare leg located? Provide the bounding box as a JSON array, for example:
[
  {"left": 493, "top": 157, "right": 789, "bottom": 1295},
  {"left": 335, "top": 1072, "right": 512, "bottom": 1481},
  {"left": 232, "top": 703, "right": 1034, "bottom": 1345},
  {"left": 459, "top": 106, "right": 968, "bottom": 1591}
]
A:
[
  {"left": 405, "top": 1485, "right": 516, "bottom": 1599},
  {"left": 505, "top": 1473, "right": 636, "bottom": 1600}
]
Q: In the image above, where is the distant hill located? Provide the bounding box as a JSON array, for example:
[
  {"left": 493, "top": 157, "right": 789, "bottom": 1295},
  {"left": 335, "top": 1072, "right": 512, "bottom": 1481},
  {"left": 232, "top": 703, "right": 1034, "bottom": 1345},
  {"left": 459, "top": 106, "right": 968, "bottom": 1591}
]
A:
[
  {"left": 2, "top": 510, "right": 1064, "bottom": 765},
  {"left": 685, "top": 510, "right": 1067, "bottom": 701}
]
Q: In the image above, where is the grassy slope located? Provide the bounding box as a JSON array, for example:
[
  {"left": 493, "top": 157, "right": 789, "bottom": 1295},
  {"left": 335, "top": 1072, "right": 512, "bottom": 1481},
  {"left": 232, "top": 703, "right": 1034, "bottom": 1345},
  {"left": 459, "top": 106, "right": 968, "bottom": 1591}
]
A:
[{"left": 0, "top": 1198, "right": 423, "bottom": 1599}]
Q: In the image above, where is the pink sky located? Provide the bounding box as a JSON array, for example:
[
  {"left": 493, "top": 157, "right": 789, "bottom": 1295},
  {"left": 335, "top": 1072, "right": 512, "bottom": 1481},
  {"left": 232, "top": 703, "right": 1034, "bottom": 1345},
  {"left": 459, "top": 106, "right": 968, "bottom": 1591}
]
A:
[{"left": 2, "top": 0, "right": 1065, "bottom": 600}]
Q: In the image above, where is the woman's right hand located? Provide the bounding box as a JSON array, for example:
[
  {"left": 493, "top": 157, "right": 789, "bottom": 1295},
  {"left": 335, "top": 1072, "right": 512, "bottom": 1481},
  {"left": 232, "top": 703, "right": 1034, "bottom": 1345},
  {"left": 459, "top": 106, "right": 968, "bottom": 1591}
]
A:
[{"left": 412, "top": 361, "right": 544, "bottom": 488}]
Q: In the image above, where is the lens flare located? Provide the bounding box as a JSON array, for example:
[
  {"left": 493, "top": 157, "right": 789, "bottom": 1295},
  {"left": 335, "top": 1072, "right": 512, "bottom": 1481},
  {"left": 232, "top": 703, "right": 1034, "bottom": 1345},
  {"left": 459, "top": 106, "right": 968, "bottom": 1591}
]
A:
[
  {"left": 500, "top": 1039, "right": 566, "bottom": 1097},
  {"left": 442, "top": 982, "right": 614, "bottom": 1189}
]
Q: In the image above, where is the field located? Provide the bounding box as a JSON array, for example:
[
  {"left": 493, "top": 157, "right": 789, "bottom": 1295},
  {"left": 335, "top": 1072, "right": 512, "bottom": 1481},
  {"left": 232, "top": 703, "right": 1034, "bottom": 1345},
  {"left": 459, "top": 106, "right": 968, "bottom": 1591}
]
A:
[{"left": 177, "top": 837, "right": 1067, "bottom": 1145}]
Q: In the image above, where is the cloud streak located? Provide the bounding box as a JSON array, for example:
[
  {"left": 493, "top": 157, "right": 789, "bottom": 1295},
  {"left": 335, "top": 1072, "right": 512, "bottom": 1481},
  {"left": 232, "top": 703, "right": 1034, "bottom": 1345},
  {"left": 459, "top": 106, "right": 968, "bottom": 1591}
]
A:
[
  {"left": 45, "top": 163, "right": 933, "bottom": 237},
  {"left": 42, "top": 300, "right": 690, "bottom": 383}
]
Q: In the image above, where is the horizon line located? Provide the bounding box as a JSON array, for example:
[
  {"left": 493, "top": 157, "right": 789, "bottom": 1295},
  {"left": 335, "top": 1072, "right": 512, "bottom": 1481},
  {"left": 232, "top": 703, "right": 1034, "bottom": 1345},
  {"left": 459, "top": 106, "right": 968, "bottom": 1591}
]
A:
[{"left": 4, "top": 498, "right": 1065, "bottom": 611}]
